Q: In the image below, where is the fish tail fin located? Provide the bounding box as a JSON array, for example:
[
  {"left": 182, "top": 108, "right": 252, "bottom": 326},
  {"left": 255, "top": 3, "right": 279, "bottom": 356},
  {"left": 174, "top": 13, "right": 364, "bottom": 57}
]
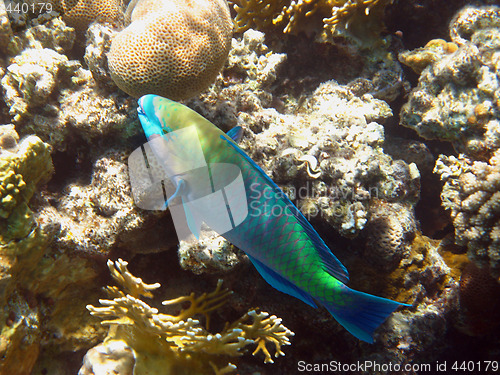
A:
[{"left": 322, "top": 285, "right": 409, "bottom": 343}]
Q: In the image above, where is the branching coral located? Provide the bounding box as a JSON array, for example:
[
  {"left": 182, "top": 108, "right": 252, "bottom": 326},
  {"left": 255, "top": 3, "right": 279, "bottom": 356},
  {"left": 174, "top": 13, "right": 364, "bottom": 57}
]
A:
[
  {"left": 231, "top": 0, "right": 394, "bottom": 44},
  {"left": 81, "top": 259, "right": 294, "bottom": 374}
]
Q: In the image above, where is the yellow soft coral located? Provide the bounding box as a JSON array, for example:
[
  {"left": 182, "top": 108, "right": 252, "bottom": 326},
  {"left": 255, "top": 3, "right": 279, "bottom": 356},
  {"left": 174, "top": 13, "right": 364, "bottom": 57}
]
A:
[
  {"left": 81, "top": 259, "right": 294, "bottom": 374},
  {"left": 231, "top": 0, "right": 394, "bottom": 44}
]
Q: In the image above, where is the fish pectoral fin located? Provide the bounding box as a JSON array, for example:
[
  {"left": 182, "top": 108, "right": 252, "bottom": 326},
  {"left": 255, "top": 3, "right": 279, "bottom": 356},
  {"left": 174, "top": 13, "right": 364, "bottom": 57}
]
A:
[
  {"left": 164, "top": 179, "right": 186, "bottom": 209},
  {"left": 226, "top": 126, "right": 243, "bottom": 143},
  {"left": 182, "top": 195, "right": 201, "bottom": 240},
  {"left": 246, "top": 254, "right": 317, "bottom": 309}
]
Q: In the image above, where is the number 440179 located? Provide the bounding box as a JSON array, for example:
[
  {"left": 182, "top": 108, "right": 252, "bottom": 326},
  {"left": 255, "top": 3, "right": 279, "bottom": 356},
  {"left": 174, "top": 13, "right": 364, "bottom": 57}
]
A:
[
  {"left": 452, "top": 361, "right": 498, "bottom": 372},
  {"left": 5, "top": 2, "right": 53, "bottom": 14}
]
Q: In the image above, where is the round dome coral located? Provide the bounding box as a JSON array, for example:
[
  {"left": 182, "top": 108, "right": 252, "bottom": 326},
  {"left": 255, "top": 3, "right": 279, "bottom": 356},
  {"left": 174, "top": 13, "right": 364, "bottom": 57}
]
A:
[{"left": 108, "top": 0, "right": 232, "bottom": 100}]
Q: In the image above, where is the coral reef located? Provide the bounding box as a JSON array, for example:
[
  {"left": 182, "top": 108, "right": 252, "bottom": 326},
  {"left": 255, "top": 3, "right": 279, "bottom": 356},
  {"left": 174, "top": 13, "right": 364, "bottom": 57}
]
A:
[
  {"left": 108, "top": 0, "right": 233, "bottom": 100},
  {"left": 231, "top": 0, "right": 394, "bottom": 45},
  {"left": 0, "top": 127, "right": 101, "bottom": 374},
  {"left": 1, "top": 37, "right": 139, "bottom": 150},
  {"left": 80, "top": 259, "right": 294, "bottom": 374},
  {"left": 363, "top": 201, "right": 417, "bottom": 271},
  {"left": 1, "top": 0, "right": 497, "bottom": 370},
  {"left": 0, "top": 126, "right": 52, "bottom": 238},
  {"left": 185, "top": 29, "right": 286, "bottom": 127},
  {"left": 178, "top": 230, "right": 246, "bottom": 275},
  {"left": 237, "top": 79, "right": 419, "bottom": 237},
  {"left": 15, "top": 17, "right": 75, "bottom": 54},
  {"left": 1, "top": 47, "right": 82, "bottom": 123},
  {"left": 35, "top": 150, "right": 168, "bottom": 256},
  {"left": 184, "top": 32, "right": 418, "bottom": 241},
  {"left": 399, "top": 5, "right": 500, "bottom": 158},
  {"left": 0, "top": 127, "right": 52, "bottom": 375},
  {"left": 434, "top": 150, "right": 500, "bottom": 279},
  {"left": 226, "top": 29, "right": 287, "bottom": 90}
]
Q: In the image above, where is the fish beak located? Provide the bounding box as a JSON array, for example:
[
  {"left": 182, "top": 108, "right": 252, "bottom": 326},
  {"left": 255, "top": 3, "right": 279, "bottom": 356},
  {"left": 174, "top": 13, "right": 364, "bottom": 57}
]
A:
[{"left": 137, "top": 96, "right": 146, "bottom": 115}]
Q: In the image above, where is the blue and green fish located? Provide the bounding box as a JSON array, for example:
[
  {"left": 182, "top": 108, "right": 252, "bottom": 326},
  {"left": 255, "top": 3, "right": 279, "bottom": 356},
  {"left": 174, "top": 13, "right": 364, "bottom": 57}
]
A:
[{"left": 135, "top": 94, "right": 409, "bottom": 343}]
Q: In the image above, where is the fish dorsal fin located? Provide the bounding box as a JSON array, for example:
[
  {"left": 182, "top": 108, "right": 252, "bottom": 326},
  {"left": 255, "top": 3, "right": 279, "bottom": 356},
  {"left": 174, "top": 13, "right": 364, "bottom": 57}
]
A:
[
  {"left": 246, "top": 253, "right": 317, "bottom": 308},
  {"left": 221, "top": 135, "right": 350, "bottom": 284},
  {"left": 226, "top": 126, "right": 243, "bottom": 143}
]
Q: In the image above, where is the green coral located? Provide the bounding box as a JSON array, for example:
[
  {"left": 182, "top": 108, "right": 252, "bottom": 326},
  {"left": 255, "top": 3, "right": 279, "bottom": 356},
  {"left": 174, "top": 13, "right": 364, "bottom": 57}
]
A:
[
  {"left": 0, "top": 128, "right": 52, "bottom": 243},
  {"left": 0, "top": 127, "right": 54, "bottom": 374},
  {"left": 82, "top": 259, "right": 294, "bottom": 374}
]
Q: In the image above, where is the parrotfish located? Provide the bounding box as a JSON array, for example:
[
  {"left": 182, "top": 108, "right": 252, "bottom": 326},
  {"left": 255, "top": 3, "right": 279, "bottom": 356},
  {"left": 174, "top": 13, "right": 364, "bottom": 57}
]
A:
[{"left": 135, "top": 94, "right": 409, "bottom": 343}]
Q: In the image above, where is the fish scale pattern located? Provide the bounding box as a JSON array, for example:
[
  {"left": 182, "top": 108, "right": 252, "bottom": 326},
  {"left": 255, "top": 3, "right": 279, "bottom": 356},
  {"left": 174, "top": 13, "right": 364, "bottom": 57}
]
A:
[{"left": 220, "top": 150, "right": 341, "bottom": 304}]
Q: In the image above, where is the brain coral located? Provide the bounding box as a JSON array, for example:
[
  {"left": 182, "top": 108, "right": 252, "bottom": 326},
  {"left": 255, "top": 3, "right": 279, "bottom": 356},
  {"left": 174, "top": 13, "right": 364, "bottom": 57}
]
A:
[
  {"left": 58, "top": 0, "right": 125, "bottom": 32},
  {"left": 108, "top": 0, "right": 233, "bottom": 100},
  {"left": 363, "top": 201, "right": 417, "bottom": 271}
]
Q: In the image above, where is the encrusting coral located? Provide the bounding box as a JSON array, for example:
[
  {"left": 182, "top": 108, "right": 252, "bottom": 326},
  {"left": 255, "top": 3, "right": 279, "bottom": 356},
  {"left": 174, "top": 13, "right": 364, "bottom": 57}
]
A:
[
  {"left": 108, "top": 0, "right": 233, "bottom": 100},
  {"left": 399, "top": 5, "right": 500, "bottom": 159},
  {"left": 363, "top": 201, "right": 417, "bottom": 271},
  {"left": 80, "top": 259, "right": 294, "bottom": 374},
  {"left": 238, "top": 79, "right": 420, "bottom": 238},
  {"left": 178, "top": 230, "right": 245, "bottom": 275},
  {"left": 434, "top": 150, "right": 500, "bottom": 280},
  {"left": 230, "top": 0, "right": 394, "bottom": 45},
  {"left": 0, "top": 126, "right": 52, "bottom": 374}
]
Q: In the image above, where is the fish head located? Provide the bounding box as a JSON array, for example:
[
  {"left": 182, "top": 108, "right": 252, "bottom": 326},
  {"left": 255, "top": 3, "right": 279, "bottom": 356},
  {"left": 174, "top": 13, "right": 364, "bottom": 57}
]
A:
[{"left": 138, "top": 94, "right": 189, "bottom": 138}]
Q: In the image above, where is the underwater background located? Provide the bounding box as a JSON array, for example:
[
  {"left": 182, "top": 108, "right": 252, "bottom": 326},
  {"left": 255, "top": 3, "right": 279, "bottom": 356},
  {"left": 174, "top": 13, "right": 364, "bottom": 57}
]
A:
[{"left": 0, "top": 0, "right": 499, "bottom": 373}]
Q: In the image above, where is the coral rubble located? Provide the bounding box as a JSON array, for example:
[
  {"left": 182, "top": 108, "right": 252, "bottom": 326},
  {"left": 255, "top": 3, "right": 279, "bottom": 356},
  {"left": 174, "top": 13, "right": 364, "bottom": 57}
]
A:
[{"left": 80, "top": 259, "right": 294, "bottom": 374}]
